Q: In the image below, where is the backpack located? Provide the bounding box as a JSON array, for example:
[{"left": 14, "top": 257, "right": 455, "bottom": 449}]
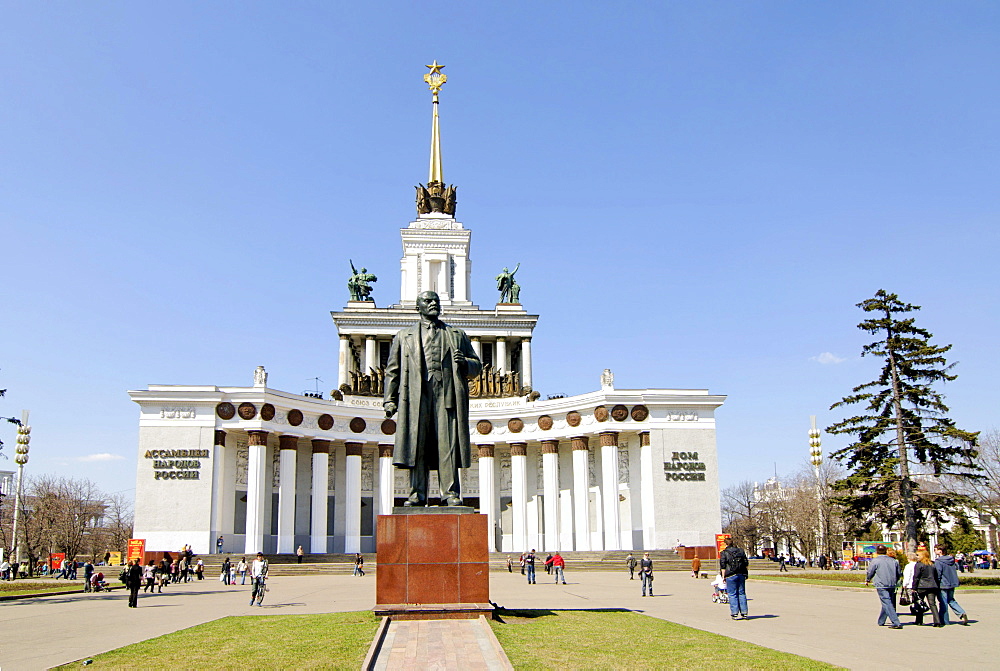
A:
[{"left": 725, "top": 547, "right": 749, "bottom": 574}]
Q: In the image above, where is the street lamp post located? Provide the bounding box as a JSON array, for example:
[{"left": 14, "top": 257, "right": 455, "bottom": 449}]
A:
[
  {"left": 12, "top": 410, "right": 30, "bottom": 566},
  {"left": 809, "top": 415, "right": 824, "bottom": 561}
]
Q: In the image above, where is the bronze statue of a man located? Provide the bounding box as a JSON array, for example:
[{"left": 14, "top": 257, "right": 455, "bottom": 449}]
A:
[{"left": 383, "top": 291, "right": 482, "bottom": 506}]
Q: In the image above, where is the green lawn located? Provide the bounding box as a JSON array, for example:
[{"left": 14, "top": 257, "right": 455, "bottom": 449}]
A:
[
  {"left": 53, "top": 609, "right": 841, "bottom": 670},
  {"left": 0, "top": 581, "right": 86, "bottom": 597},
  {"left": 752, "top": 574, "right": 999, "bottom": 590},
  {"left": 53, "top": 612, "right": 381, "bottom": 670},
  {"left": 490, "top": 609, "right": 842, "bottom": 670}
]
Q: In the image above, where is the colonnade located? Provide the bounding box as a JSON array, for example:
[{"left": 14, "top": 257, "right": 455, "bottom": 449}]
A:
[
  {"left": 219, "top": 427, "right": 654, "bottom": 556},
  {"left": 336, "top": 334, "right": 533, "bottom": 389}
]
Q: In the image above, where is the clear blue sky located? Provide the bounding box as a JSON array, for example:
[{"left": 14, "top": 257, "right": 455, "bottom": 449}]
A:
[{"left": 2, "top": 2, "right": 998, "bottom": 500}]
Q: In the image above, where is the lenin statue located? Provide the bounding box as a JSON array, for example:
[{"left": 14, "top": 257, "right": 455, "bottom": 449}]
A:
[{"left": 383, "top": 291, "right": 482, "bottom": 506}]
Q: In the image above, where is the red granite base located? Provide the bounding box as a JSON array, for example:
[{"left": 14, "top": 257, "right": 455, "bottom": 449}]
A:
[
  {"left": 372, "top": 603, "right": 495, "bottom": 620},
  {"left": 375, "top": 513, "right": 490, "bottom": 607}
]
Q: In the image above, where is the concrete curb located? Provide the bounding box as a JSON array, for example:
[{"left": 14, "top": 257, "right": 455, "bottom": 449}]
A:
[
  {"left": 0, "top": 585, "right": 126, "bottom": 602},
  {"left": 361, "top": 616, "right": 391, "bottom": 671},
  {"left": 478, "top": 614, "right": 515, "bottom": 671}
]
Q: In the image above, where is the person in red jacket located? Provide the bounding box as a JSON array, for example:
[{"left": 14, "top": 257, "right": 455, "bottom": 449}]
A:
[{"left": 551, "top": 553, "right": 566, "bottom": 584}]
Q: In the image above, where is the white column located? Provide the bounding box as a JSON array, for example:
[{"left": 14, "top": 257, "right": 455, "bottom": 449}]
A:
[
  {"left": 477, "top": 444, "right": 497, "bottom": 551},
  {"left": 378, "top": 443, "right": 394, "bottom": 516},
  {"left": 310, "top": 440, "right": 330, "bottom": 554},
  {"left": 365, "top": 336, "right": 377, "bottom": 372},
  {"left": 338, "top": 335, "right": 350, "bottom": 388},
  {"left": 571, "top": 436, "right": 591, "bottom": 551},
  {"left": 640, "top": 432, "right": 655, "bottom": 549},
  {"left": 541, "top": 440, "right": 560, "bottom": 551},
  {"left": 212, "top": 430, "right": 227, "bottom": 552},
  {"left": 344, "top": 442, "right": 363, "bottom": 554},
  {"left": 496, "top": 337, "right": 508, "bottom": 374},
  {"left": 455, "top": 256, "right": 469, "bottom": 303},
  {"left": 600, "top": 432, "right": 621, "bottom": 551},
  {"left": 511, "top": 442, "right": 528, "bottom": 552},
  {"left": 277, "top": 435, "right": 298, "bottom": 554},
  {"left": 244, "top": 430, "right": 268, "bottom": 555},
  {"left": 470, "top": 336, "right": 482, "bottom": 359},
  {"left": 521, "top": 338, "right": 533, "bottom": 390}
]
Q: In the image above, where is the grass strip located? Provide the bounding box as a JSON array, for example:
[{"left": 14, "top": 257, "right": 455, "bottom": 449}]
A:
[
  {"left": 53, "top": 612, "right": 380, "bottom": 670},
  {"left": 490, "top": 608, "right": 842, "bottom": 670},
  {"left": 753, "top": 575, "right": 998, "bottom": 590}
]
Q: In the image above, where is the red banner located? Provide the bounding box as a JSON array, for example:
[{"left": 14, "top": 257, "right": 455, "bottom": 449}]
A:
[
  {"left": 715, "top": 534, "right": 732, "bottom": 554},
  {"left": 126, "top": 539, "right": 146, "bottom": 563},
  {"left": 49, "top": 552, "right": 66, "bottom": 571}
]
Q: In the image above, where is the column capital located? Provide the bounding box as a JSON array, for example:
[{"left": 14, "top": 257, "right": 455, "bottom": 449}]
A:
[
  {"left": 639, "top": 431, "right": 650, "bottom": 447},
  {"left": 477, "top": 444, "right": 495, "bottom": 458},
  {"left": 571, "top": 435, "right": 590, "bottom": 451},
  {"left": 521, "top": 336, "right": 531, "bottom": 344},
  {"left": 247, "top": 430, "right": 269, "bottom": 446},
  {"left": 378, "top": 443, "right": 394, "bottom": 458},
  {"left": 214, "top": 429, "right": 227, "bottom": 446},
  {"left": 540, "top": 439, "right": 559, "bottom": 454},
  {"left": 340, "top": 334, "right": 350, "bottom": 341},
  {"left": 598, "top": 431, "right": 619, "bottom": 447},
  {"left": 470, "top": 335, "right": 481, "bottom": 342},
  {"left": 496, "top": 335, "right": 507, "bottom": 342},
  {"left": 311, "top": 439, "right": 331, "bottom": 454},
  {"left": 279, "top": 434, "right": 299, "bottom": 450},
  {"left": 509, "top": 442, "right": 527, "bottom": 456},
  {"left": 365, "top": 334, "right": 377, "bottom": 340},
  {"left": 345, "top": 441, "right": 364, "bottom": 457}
]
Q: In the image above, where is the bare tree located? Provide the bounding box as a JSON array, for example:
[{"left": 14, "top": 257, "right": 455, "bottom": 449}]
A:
[
  {"left": 721, "top": 480, "right": 762, "bottom": 552},
  {"left": 16, "top": 475, "right": 107, "bottom": 572}
]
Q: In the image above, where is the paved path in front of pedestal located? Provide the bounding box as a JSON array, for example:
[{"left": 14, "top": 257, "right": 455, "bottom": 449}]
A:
[
  {"left": 371, "top": 617, "right": 512, "bottom": 671},
  {"left": 3, "top": 570, "right": 998, "bottom": 669}
]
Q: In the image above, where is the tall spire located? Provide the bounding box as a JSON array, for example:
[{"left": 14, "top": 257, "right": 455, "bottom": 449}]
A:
[
  {"left": 426, "top": 60, "right": 445, "bottom": 184},
  {"left": 415, "top": 61, "right": 457, "bottom": 217}
]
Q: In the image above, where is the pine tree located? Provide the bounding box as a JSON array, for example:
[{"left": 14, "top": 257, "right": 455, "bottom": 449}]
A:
[{"left": 826, "top": 290, "right": 980, "bottom": 551}]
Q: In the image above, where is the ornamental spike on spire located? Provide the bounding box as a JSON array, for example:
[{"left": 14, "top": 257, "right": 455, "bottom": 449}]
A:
[{"left": 415, "top": 61, "right": 457, "bottom": 217}]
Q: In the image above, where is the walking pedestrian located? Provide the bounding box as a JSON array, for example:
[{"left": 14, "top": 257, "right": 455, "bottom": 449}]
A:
[
  {"left": 691, "top": 555, "right": 702, "bottom": 578},
  {"left": 217, "top": 535, "right": 224, "bottom": 554},
  {"left": 552, "top": 552, "right": 566, "bottom": 584},
  {"left": 626, "top": 552, "right": 637, "bottom": 580},
  {"left": 720, "top": 538, "right": 750, "bottom": 619},
  {"left": 142, "top": 560, "right": 156, "bottom": 592},
  {"left": 912, "top": 549, "right": 941, "bottom": 626},
  {"left": 354, "top": 553, "right": 365, "bottom": 576},
  {"left": 934, "top": 544, "right": 969, "bottom": 625},
  {"left": 864, "top": 545, "right": 902, "bottom": 629},
  {"left": 126, "top": 559, "right": 142, "bottom": 608},
  {"left": 525, "top": 549, "right": 536, "bottom": 584},
  {"left": 221, "top": 556, "right": 231, "bottom": 585},
  {"left": 506, "top": 556, "right": 513, "bottom": 573},
  {"left": 237, "top": 557, "right": 248, "bottom": 585},
  {"left": 639, "top": 552, "right": 654, "bottom": 596},
  {"left": 296, "top": 546, "right": 304, "bottom": 564},
  {"left": 544, "top": 553, "right": 553, "bottom": 574}
]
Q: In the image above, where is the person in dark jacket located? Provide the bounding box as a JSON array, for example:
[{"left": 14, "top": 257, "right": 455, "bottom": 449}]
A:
[
  {"left": 864, "top": 545, "right": 902, "bottom": 628},
  {"left": 934, "top": 545, "right": 969, "bottom": 625},
  {"left": 719, "top": 538, "right": 750, "bottom": 620},
  {"left": 126, "top": 559, "right": 143, "bottom": 608},
  {"left": 912, "top": 549, "right": 941, "bottom": 626}
]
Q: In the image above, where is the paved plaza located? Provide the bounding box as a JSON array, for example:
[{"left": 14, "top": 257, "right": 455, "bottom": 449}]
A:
[{"left": 2, "top": 571, "right": 996, "bottom": 669}]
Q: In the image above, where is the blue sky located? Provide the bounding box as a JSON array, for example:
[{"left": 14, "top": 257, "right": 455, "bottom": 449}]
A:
[{"left": 2, "top": 2, "right": 998, "bottom": 499}]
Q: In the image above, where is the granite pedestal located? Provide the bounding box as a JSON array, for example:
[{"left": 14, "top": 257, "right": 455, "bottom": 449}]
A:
[{"left": 374, "top": 509, "right": 492, "bottom": 620}]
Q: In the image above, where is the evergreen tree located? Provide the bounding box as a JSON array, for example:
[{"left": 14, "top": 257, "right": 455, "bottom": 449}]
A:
[{"left": 826, "top": 290, "right": 980, "bottom": 551}]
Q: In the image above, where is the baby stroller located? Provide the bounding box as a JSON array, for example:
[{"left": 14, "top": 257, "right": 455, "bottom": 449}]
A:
[
  {"left": 90, "top": 572, "right": 109, "bottom": 592},
  {"left": 711, "top": 573, "right": 729, "bottom": 604}
]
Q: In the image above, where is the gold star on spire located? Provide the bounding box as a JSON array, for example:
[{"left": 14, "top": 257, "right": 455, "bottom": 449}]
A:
[{"left": 424, "top": 60, "right": 447, "bottom": 97}]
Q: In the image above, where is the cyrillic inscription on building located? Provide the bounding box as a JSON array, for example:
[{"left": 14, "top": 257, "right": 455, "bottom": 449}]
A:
[
  {"left": 664, "top": 451, "right": 706, "bottom": 482},
  {"left": 144, "top": 449, "right": 210, "bottom": 480}
]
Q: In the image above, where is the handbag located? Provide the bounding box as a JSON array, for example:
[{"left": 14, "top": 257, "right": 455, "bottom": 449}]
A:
[{"left": 899, "top": 589, "right": 911, "bottom": 606}]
